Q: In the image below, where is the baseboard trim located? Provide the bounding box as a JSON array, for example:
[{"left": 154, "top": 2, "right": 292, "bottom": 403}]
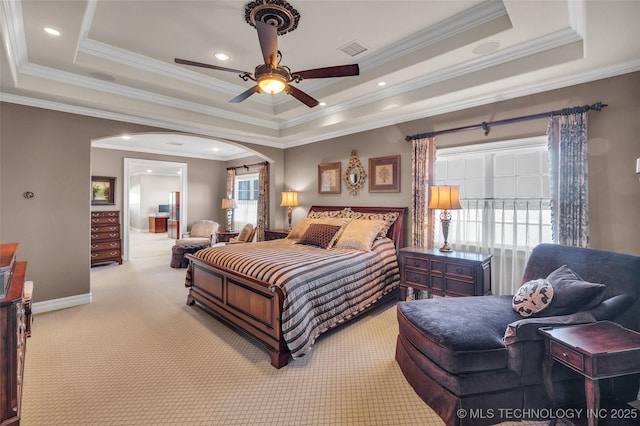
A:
[{"left": 32, "top": 293, "right": 92, "bottom": 314}]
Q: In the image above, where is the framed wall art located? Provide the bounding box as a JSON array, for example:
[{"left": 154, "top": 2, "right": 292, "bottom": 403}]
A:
[
  {"left": 91, "top": 176, "right": 116, "bottom": 205},
  {"left": 318, "top": 162, "right": 341, "bottom": 194},
  {"left": 369, "top": 155, "right": 401, "bottom": 193}
]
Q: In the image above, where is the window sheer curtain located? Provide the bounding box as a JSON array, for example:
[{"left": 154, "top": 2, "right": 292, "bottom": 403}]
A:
[
  {"left": 226, "top": 169, "right": 236, "bottom": 228},
  {"left": 411, "top": 137, "right": 436, "bottom": 247},
  {"left": 547, "top": 109, "right": 590, "bottom": 247}
]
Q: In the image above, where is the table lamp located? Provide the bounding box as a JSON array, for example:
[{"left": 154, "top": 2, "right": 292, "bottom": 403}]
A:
[
  {"left": 428, "top": 185, "right": 462, "bottom": 252},
  {"left": 221, "top": 198, "right": 237, "bottom": 231},
  {"left": 280, "top": 191, "right": 299, "bottom": 230}
]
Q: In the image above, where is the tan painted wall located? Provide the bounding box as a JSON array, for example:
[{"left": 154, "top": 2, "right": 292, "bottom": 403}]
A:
[
  {"left": 285, "top": 72, "right": 640, "bottom": 255},
  {"left": 1, "top": 72, "right": 639, "bottom": 305}
]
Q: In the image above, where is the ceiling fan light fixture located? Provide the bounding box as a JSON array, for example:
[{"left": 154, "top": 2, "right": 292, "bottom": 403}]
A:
[{"left": 258, "top": 74, "right": 286, "bottom": 95}]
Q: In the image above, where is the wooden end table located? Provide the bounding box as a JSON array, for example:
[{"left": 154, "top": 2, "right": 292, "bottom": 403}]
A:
[
  {"left": 539, "top": 321, "right": 640, "bottom": 426},
  {"left": 216, "top": 230, "right": 239, "bottom": 243}
]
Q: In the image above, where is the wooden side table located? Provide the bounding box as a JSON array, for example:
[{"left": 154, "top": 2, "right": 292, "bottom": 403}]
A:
[
  {"left": 264, "top": 229, "right": 289, "bottom": 241},
  {"left": 398, "top": 247, "right": 492, "bottom": 300},
  {"left": 216, "top": 230, "right": 239, "bottom": 243},
  {"left": 539, "top": 321, "right": 640, "bottom": 426}
]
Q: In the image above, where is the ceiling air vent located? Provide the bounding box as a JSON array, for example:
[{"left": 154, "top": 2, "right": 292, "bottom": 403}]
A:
[
  {"left": 167, "top": 141, "right": 185, "bottom": 146},
  {"left": 339, "top": 40, "right": 368, "bottom": 57}
]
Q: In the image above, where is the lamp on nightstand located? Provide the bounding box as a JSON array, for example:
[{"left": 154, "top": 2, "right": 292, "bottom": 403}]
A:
[
  {"left": 221, "top": 197, "right": 237, "bottom": 231},
  {"left": 280, "top": 191, "right": 299, "bottom": 230},
  {"left": 429, "top": 185, "right": 462, "bottom": 252}
]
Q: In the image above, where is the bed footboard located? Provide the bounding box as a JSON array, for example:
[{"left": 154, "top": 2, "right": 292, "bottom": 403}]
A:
[{"left": 185, "top": 253, "right": 290, "bottom": 368}]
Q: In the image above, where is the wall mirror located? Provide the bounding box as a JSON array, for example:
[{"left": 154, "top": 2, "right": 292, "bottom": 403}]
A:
[{"left": 343, "top": 150, "right": 367, "bottom": 195}]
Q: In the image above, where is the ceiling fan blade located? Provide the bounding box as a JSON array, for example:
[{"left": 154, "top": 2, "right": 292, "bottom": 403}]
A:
[
  {"left": 286, "top": 85, "right": 319, "bottom": 108},
  {"left": 294, "top": 64, "right": 359, "bottom": 80},
  {"left": 174, "top": 58, "right": 248, "bottom": 74},
  {"left": 229, "top": 85, "right": 260, "bottom": 103},
  {"left": 255, "top": 21, "right": 278, "bottom": 67}
]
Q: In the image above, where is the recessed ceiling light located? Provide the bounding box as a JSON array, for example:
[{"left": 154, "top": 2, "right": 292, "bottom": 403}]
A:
[
  {"left": 122, "top": 135, "right": 131, "bottom": 140},
  {"left": 212, "top": 147, "right": 220, "bottom": 151},
  {"left": 319, "top": 102, "right": 326, "bottom": 106},
  {"left": 377, "top": 81, "right": 387, "bottom": 87},
  {"left": 473, "top": 41, "right": 501, "bottom": 55},
  {"left": 146, "top": 169, "right": 152, "bottom": 173},
  {"left": 44, "top": 27, "right": 60, "bottom": 36},
  {"left": 214, "top": 52, "right": 230, "bottom": 61}
]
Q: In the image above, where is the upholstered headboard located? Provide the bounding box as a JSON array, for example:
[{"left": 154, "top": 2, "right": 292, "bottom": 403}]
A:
[{"left": 307, "top": 206, "right": 407, "bottom": 248}]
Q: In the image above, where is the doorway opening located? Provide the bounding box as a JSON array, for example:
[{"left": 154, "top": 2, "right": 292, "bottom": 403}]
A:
[{"left": 123, "top": 158, "right": 188, "bottom": 261}]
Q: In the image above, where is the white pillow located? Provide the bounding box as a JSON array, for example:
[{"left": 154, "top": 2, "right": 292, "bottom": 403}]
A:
[{"left": 512, "top": 278, "right": 554, "bottom": 317}]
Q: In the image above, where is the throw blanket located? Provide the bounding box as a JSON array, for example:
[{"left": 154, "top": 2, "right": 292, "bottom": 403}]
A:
[{"left": 192, "top": 238, "right": 400, "bottom": 357}]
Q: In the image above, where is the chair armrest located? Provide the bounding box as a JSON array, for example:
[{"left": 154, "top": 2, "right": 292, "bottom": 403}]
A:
[
  {"left": 503, "top": 312, "right": 596, "bottom": 345},
  {"left": 503, "top": 294, "right": 635, "bottom": 345}
]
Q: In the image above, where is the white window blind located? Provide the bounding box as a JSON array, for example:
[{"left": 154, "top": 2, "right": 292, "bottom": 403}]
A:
[
  {"left": 434, "top": 137, "right": 553, "bottom": 295},
  {"left": 233, "top": 173, "right": 258, "bottom": 230}
]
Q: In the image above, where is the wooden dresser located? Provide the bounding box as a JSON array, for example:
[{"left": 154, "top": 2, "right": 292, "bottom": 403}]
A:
[
  {"left": 264, "top": 229, "right": 289, "bottom": 241},
  {"left": 398, "top": 247, "right": 492, "bottom": 299},
  {"left": 90, "top": 211, "right": 122, "bottom": 266},
  {"left": 1, "top": 243, "right": 29, "bottom": 426}
]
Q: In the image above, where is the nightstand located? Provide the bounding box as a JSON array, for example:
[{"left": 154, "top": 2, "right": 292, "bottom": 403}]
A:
[
  {"left": 398, "top": 247, "right": 492, "bottom": 300},
  {"left": 540, "top": 321, "right": 640, "bottom": 426},
  {"left": 264, "top": 229, "right": 289, "bottom": 241},
  {"left": 216, "top": 230, "right": 239, "bottom": 243}
]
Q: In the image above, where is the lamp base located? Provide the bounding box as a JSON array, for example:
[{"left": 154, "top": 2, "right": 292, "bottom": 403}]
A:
[
  {"left": 439, "top": 243, "right": 453, "bottom": 253},
  {"left": 439, "top": 213, "right": 454, "bottom": 253}
]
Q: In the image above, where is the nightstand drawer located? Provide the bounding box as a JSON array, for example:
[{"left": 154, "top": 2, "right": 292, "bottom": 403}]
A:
[
  {"left": 445, "top": 262, "right": 474, "bottom": 280},
  {"left": 550, "top": 340, "right": 584, "bottom": 371},
  {"left": 404, "top": 255, "right": 428, "bottom": 270},
  {"left": 405, "top": 270, "right": 428, "bottom": 286},
  {"left": 445, "top": 278, "right": 475, "bottom": 296}
]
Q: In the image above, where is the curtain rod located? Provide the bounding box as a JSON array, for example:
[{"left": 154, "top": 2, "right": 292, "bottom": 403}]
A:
[
  {"left": 405, "top": 102, "right": 607, "bottom": 142},
  {"left": 227, "top": 161, "right": 268, "bottom": 171}
]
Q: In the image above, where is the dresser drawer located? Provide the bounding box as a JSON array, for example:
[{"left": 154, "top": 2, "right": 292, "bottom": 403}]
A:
[
  {"left": 445, "top": 278, "right": 476, "bottom": 297},
  {"left": 550, "top": 340, "right": 584, "bottom": 372},
  {"left": 91, "top": 225, "right": 119, "bottom": 233},
  {"left": 91, "top": 249, "right": 122, "bottom": 261},
  {"left": 91, "top": 240, "right": 121, "bottom": 251},
  {"left": 403, "top": 254, "right": 428, "bottom": 270},
  {"left": 91, "top": 217, "right": 119, "bottom": 225},
  {"left": 445, "top": 262, "right": 475, "bottom": 280},
  {"left": 91, "top": 232, "right": 120, "bottom": 241}
]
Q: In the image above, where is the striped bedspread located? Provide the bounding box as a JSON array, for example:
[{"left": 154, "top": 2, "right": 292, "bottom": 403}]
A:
[{"left": 193, "top": 238, "right": 400, "bottom": 357}]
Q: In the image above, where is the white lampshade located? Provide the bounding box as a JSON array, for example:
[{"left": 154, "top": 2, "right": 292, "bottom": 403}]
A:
[
  {"left": 221, "top": 198, "right": 237, "bottom": 210},
  {"left": 280, "top": 191, "right": 299, "bottom": 207},
  {"left": 428, "top": 186, "right": 462, "bottom": 210}
]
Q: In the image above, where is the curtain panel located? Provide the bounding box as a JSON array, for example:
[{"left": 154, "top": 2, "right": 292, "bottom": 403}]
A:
[
  {"left": 547, "top": 110, "right": 590, "bottom": 247},
  {"left": 256, "top": 163, "right": 269, "bottom": 242},
  {"left": 226, "top": 169, "right": 236, "bottom": 228},
  {"left": 411, "top": 137, "right": 436, "bottom": 247}
]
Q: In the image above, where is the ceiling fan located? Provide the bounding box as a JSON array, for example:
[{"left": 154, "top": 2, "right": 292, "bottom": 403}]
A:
[{"left": 175, "top": 20, "right": 359, "bottom": 108}]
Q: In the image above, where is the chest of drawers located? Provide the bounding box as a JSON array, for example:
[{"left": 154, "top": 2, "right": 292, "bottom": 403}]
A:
[
  {"left": 399, "top": 247, "right": 492, "bottom": 299},
  {"left": 90, "top": 211, "right": 122, "bottom": 266}
]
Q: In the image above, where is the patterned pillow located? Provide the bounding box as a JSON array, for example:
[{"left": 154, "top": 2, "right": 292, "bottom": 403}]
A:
[
  {"left": 343, "top": 211, "right": 399, "bottom": 237},
  {"left": 334, "top": 219, "right": 386, "bottom": 252},
  {"left": 287, "top": 218, "right": 350, "bottom": 240},
  {"left": 296, "top": 224, "right": 343, "bottom": 249},
  {"left": 307, "top": 209, "right": 346, "bottom": 219},
  {"left": 512, "top": 279, "right": 554, "bottom": 317}
]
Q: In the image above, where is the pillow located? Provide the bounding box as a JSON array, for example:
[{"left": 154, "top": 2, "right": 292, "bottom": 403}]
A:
[
  {"left": 307, "top": 209, "right": 348, "bottom": 219},
  {"left": 296, "top": 224, "right": 343, "bottom": 249},
  {"left": 334, "top": 219, "right": 386, "bottom": 252},
  {"left": 343, "top": 211, "right": 399, "bottom": 237},
  {"left": 512, "top": 279, "right": 554, "bottom": 317},
  {"left": 538, "top": 265, "right": 606, "bottom": 317},
  {"left": 287, "top": 217, "right": 350, "bottom": 240}
]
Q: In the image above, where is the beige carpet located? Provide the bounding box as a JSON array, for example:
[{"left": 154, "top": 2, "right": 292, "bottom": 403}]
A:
[{"left": 21, "top": 231, "right": 548, "bottom": 425}]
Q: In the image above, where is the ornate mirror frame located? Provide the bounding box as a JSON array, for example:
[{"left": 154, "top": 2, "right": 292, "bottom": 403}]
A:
[{"left": 343, "top": 150, "right": 367, "bottom": 195}]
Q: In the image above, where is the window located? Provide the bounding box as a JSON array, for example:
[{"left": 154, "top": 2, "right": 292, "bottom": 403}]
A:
[
  {"left": 434, "top": 137, "right": 553, "bottom": 294},
  {"left": 233, "top": 173, "right": 258, "bottom": 229}
]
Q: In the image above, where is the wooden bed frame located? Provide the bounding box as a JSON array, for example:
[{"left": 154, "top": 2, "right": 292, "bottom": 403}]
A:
[{"left": 185, "top": 206, "right": 407, "bottom": 368}]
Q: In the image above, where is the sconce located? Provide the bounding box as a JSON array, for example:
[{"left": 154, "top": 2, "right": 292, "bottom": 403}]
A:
[
  {"left": 280, "top": 191, "right": 299, "bottom": 230},
  {"left": 221, "top": 198, "right": 237, "bottom": 231}
]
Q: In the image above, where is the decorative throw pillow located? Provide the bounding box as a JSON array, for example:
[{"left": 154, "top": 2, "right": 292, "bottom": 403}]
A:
[
  {"left": 512, "top": 279, "right": 554, "bottom": 317},
  {"left": 296, "top": 224, "right": 343, "bottom": 249},
  {"left": 344, "top": 211, "right": 399, "bottom": 237},
  {"left": 538, "top": 265, "right": 606, "bottom": 317},
  {"left": 334, "top": 219, "right": 386, "bottom": 252},
  {"left": 287, "top": 217, "right": 350, "bottom": 240}
]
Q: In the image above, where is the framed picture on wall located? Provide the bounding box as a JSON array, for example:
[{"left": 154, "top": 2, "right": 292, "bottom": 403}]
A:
[
  {"left": 318, "top": 162, "right": 341, "bottom": 194},
  {"left": 91, "top": 176, "right": 116, "bottom": 205},
  {"left": 369, "top": 155, "right": 401, "bottom": 192}
]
